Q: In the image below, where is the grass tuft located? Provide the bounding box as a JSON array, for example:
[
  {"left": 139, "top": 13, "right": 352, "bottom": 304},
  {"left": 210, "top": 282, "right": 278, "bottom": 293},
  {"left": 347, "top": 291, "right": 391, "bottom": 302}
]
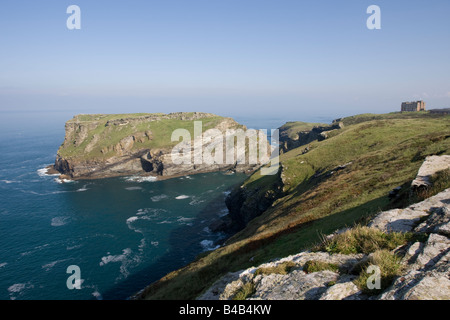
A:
[
  {"left": 303, "top": 260, "right": 340, "bottom": 274},
  {"left": 354, "top": 249, "right": 403, "bottom": 295},
  {"left": 317, "top": 226, "right": 412, "bottom": 255},
  {"left": 253, "top": 261, "right": 297, "bottom": 276},
  {"left": 232, "top": 281, "right": 256, "bottom": 300}
]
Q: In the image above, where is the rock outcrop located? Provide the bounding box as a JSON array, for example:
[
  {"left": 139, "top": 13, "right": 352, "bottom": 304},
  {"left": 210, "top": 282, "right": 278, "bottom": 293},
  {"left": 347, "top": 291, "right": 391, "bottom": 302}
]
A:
[
  {"left": 198, "top": 187, "right": 450, "bottom": 300},
  {"left": 279, "top": 122, "right": 343, "bottom": 153},
  {"left": 412, "top": 155, "right": 450, "bottom": 189},
  {"left": 198, "top": 156, "right": 450, "bottom": 300},
  {"left": 53, "top": 112, "right": 265, "bottom": 180}
]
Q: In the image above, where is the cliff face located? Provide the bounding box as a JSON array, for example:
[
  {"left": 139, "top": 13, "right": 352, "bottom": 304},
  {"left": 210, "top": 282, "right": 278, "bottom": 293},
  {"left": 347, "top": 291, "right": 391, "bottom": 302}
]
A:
[
  {"left": 278, "top": 121, "right": 344, "bottom": 153},
  {"left": 54, "top": 112, "right": 262, "bottom": 180}
]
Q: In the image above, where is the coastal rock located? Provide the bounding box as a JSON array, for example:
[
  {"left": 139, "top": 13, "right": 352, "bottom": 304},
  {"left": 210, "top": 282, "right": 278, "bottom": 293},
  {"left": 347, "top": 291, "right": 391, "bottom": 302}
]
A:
[
  {"left": 54, "top": 113, "right": 263, "bottom": 180},
  {"left": 198, "top": 186, "right": 450, "bottom": 300},
  {"left": 411, "top": 155, "right": 450, "bottom": 189},
  {"left": 368, "top": 188, "right": 450, "bottom": 233},
  {"left": 319, "top": 275, "right": 364, "bottom": 300},
  {"left": 251, "top": 270, "right": 339, "bottom": 300}
]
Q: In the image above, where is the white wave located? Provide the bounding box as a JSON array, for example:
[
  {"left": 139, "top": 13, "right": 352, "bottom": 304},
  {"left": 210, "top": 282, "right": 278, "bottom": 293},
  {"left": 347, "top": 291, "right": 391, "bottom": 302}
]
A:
[
  {"left": 0, "top": 262, "right": 7, "bottom": 268},
  {"left": 151, "top": 241, "right": 159, "bottom": 247},
  {"left": 157, "top": 220, "right": 173, "bottom": 224},
  {"left": 125, "top": 186, "right": 143, "bottom": 191},
  {"left": 51, "top": 216, "right": 70, "bottom": 227},
  {"left": 92, "top": 290, "right": 103, "bottom": 300},
  {"left": 200, "top": 240, "right": 220, "bottom": 252},
  {"left": 54, "top": 178, "right": 76, "bottom": 184},
  {"left": 219, "top": 208, "right": 229, "bottom": 217},
  {"left": 125, "top": 175, "right": 157, "bottom": 183},
  {"left": 189, "top": 197, "right": 205, "bottom": 206},
  {"left": 20, "top": 243, "right": 50, "bottom": 256},
  {"left": 8, "top": 282, "right": 34, "bottom": 300},
  {"left": 37, "top": 167, "right": 60, "bottom": 177},
  {"left": 177, "top": 217, "right": 194, "bottom": 226},
  {"left": 99, "top": 248, "right": 132, "bottom": 266},
  {"left": 77, "top": 188, "right": 88, "bottom": 192},
  {"left": 1, "top": 180, "right": 16, "bottom": 184},
  {"left": 126, "top": 216, "right": 139, "bottom": 224},
  {"left": 203, "top": 226, "right": 211, "bottom": 234},
  {"left": 175, "top": 195, "right": 190, "bottom": 200},
  {"left": 185, "top": 175, "right": 193, "bottom": 179},
  {"left": 66, "top": 244, "right": 83, "bottom": 250},
  {"left": 99, "top": 248, "right": 141, "bottom": 280},
  {"left": 42, "top": 259, "right": 69, "bottom": 271},
  {"left": 223, "top": 190, "right": 231, "bottom": 196},
  {"left": 151, "top": 194, "right": 168, "bottom": 202},
  {"left": 136, "top": 208, "right": 147, "bottom": 215}
]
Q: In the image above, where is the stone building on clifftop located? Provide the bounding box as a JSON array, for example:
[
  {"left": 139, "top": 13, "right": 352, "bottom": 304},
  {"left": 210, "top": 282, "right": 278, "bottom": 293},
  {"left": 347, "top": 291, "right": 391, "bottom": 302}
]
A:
[{"left": 401, "top": 100, "right": 426, "bottom": 112}]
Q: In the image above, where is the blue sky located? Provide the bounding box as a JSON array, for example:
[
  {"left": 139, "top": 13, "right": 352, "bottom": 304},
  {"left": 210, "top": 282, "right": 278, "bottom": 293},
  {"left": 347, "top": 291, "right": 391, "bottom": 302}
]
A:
[{"left": 1, "top": 0, "right": 449, "bottom": 123}]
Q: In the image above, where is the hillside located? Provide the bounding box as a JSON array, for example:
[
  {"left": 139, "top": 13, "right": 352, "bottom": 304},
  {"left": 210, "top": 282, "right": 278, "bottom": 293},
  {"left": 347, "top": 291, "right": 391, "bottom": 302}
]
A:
[{"left": 134, "top": 111, "right": 450, "bottom": 300}]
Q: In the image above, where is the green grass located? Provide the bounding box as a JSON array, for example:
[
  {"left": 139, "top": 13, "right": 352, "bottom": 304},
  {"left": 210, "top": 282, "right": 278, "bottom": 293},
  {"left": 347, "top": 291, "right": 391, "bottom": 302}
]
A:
[
  {"left": 303, "top": 260, "right": 340, "bottom": 274},
  {"left": 354, "top": 249, "right": 404, "bottom": 295},
  {"left": 232, "top": 281, "right": 256, "bottom": 300},
  {"left": 58, "top": 113, "right": 238, "bottom": 159},
  {"left": 137, "top": 113, "right": 450, "bottom": 300},
  {"left": 315, "top": 226, "right": 413, "bottom": 255},
  {"left": 279, "top": 121, "right": 328, "bottom": 140},
  {"left": 416, "top": 168, "right": 450, "bottom": 200},
  {"left": 253, "top": 261, "right": 297, "bottom": 276}
]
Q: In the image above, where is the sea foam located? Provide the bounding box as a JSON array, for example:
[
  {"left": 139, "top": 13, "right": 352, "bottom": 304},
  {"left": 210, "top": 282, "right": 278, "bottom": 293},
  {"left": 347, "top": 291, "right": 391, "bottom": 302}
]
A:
[{"left": 125, "top": 176, "right": 157, "bottom": 183}]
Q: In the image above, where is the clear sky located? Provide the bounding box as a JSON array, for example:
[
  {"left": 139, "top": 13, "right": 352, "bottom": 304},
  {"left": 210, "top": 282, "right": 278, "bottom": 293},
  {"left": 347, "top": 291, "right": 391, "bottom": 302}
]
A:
[{"left": 1, "top": 0, "right": 449, "bottom": 123}]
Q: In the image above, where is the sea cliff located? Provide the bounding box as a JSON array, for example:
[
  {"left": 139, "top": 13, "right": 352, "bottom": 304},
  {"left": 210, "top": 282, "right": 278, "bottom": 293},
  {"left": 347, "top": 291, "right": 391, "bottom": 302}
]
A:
[{"left": 53, "top": 112, "right": 261, "bottom": 180}]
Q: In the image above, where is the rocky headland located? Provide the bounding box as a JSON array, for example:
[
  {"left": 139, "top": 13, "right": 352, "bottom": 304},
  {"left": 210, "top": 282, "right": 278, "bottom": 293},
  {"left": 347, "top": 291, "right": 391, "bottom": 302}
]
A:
[{"left": 52, "top": 112, "right": 262, "bottom": 181}]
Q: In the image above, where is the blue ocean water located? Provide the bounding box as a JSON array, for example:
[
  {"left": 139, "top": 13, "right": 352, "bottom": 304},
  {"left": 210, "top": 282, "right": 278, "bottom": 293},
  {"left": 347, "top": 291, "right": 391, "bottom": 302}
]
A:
[
  {"left": 0, "top": 111, "right": 333, "bottom": 300},
  {"left": 0, "top": 111, "right": 251, "bottom": 300}
]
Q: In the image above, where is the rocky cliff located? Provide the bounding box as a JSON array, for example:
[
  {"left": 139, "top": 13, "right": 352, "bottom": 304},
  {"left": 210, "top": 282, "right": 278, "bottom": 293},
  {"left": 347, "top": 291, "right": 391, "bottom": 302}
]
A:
[
  {"left": 198, "top": 156, "right": 450, "bottom": 300},
  {"left": 279, "top": 121, "right": 344, "bottom": 153},
  {"left": 53, "top": 112, "right": 263, "bottom": 180}
]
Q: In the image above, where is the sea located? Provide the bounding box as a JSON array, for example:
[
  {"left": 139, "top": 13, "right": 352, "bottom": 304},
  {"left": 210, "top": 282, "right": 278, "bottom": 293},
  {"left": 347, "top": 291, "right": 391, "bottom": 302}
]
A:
[{"left": 0, "top": 110, "right": 332, "bottom": 300}]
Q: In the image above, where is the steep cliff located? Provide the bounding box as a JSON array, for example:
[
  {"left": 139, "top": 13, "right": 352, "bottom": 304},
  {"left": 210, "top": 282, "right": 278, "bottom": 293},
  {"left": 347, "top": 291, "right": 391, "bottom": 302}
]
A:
[{"left": 53, "top": 112, "right": 262, "bottom": 180}]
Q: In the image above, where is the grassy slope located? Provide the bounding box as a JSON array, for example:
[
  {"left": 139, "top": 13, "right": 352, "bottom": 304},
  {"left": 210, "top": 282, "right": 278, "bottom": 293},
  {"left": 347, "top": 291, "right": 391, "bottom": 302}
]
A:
[
  {"left": 279, "top": 121, "right": 328, "bottom": 139},
  {"left": 58, "top": 113, "right": 231, "bottom": 159},
  {"left": 138, "top": 112, "right": 450, "bottom": 300}
]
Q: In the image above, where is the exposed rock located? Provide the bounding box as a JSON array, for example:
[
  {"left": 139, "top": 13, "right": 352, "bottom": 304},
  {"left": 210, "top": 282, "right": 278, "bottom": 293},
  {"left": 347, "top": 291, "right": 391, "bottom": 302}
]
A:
[
  {"left": 380, "top": 234, "right": 450, "bottom": 300},
  {"left": 279, "top": 122, "right": 343, "bottom": 153},
  {"left": 198, "top": 185, "right": 450, "bottom": 300},
  {"left": 414, "top": 207, "right": 450, "bottom": 236},
  {"left": 54, "top": 113, "right": 264, "bottom": 180},
  {"left": 251, "top": 270, "right": 339, "bottom": 300},
  {"left": 411, "top": 155, "right": 450, "bottom": 189},
  {"left": 319, "top": 275, "right": 364, "bottom": 300},
  {"left": 368, "top": 188, "right": 450, "bottom": 233}
]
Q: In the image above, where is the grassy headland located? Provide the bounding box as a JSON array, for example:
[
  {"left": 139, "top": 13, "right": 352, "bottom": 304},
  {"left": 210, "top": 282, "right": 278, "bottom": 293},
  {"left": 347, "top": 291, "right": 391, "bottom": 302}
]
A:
[{"left": 136, "top": 111, "right": 450, "bottom": 300}]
